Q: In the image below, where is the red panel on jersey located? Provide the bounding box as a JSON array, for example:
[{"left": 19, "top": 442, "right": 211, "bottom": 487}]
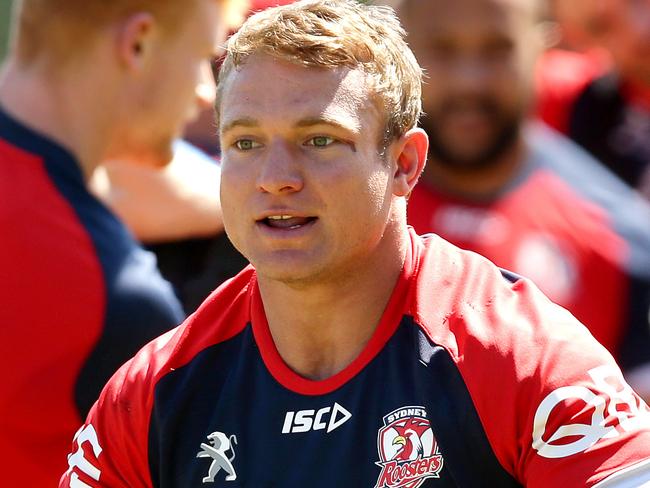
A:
[
  {"left": 408, "top": 168, "right": 628, "bottom": 357},
  {"left": 0, "top": 139, "right": 105, "bottom": 485}
]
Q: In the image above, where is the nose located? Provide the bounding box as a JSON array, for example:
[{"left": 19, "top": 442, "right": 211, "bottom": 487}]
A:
[
  {"left": 256, "top": 140, "right": 304, "bottom": 195},
  {"left": 448, "top": 56, "right": 492, "bottom": 93},
  {"left": 195, "top": 60, "right": 217, "bottom": 110}
]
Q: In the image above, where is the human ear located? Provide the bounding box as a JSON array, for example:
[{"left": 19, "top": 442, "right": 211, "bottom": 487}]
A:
[
  {"left": 391, "top": 128, "right": 428, "bottom": 197},
  {"left": 115, "top": 12, "right": 156, "bottom": 72}
]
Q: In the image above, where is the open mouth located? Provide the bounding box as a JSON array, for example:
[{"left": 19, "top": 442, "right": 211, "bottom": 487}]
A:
[{"left": 258, "top": 215, "right": 318, "bottom": 230}]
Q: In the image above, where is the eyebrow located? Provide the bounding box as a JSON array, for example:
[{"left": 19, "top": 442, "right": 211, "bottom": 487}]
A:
[
  {"left": 295, "top": 116, "right": 361, "bottom": 134},
  {"left": 220, "top": 115, "right": 361, "bottom": 136},
  {"left": 220, "top": 117, "right": 259, "bottom": 135}
]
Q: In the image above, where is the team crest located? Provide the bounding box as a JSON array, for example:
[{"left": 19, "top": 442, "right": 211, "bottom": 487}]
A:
[{"left": 374, "top": 406, "right": 444, "bottom": 488}]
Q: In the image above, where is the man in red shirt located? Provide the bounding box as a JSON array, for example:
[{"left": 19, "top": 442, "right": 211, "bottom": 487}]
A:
[
  {"left": 0, "top": 0, "right": 238, "bottom": 485},
  {"left": 400, "top": 0, "right": 650, "bottom": 399},
  {"left": 61, "top": 1, "right": 650, "bottom": 486},
  {"left": 538, "top": 0, "right": 650, "bottom": 193}
]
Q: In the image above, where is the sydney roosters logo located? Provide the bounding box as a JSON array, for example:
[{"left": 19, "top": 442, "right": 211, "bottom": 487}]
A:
[{"left": 374, "top": 406, "right": 444, "bottom": 488}]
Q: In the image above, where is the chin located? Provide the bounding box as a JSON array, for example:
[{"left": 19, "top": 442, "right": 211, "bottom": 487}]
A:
[{"left": 252, "top": 255, "right": 331, "bottom": 288}]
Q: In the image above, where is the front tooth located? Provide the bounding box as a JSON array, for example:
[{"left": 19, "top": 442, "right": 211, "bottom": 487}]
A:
[{"left": 268, "top": 215, "right": 291, "bottom": 220}]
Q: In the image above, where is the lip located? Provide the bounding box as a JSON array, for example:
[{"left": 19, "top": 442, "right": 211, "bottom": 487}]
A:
[
  {"left": 255, "top": 209, "right": 316, "bottom": 221},
  {"left": 255, "top": 218, "right": 318, "bottom": 240},
  {"left": 254, "top": 214, "right": 319, "bottom": 239}
]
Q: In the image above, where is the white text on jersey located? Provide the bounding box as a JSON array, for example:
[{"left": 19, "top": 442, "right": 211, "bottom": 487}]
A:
[
  {"left": 532, "top": 365, "right": 650, "bottom": 459},
  {"left": 282, "top": 403, "right": 352, "bottom": 434}
]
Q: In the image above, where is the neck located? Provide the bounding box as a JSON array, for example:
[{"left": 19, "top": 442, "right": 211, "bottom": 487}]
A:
[
  {"left": 0, "top": 57, "right": 114, "bottom": 179},
  {"left": 422, "top": 137, "right": 526, "bottom": 199},
  {"left": 257, "top": 221, "right": 409, "bottom": 381}
]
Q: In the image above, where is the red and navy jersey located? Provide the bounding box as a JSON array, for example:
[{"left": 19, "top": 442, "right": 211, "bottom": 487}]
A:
[
  {"left": 535, "top": 49, "right": 609, "bottom": 135},
  {"left": 0, "top": 107, "right": 185, "bottom": 486},
  {"left": 408, "top": 123, "right": 650, "bottom": 375},
  {"left": 536, "top": 49, "right": 650, "bottom": 189},
  {"left": 61, "top": 230, "right": 650, "bottom": 487},
  {"left": 567, "top": 73, "right": 650, "bottom": 189}
]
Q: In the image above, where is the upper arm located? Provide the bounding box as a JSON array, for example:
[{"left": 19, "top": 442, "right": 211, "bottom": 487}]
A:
[
  {"left": 60, "top": 357, "right": 156, "bottom": 487},
  {"left": 451, "top": 279, "right": 650, "bottom": 487}
]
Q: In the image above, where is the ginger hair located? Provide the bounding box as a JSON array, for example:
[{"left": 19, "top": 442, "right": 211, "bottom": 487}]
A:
[{"left": 12, "top": 0, "right": 237, "bottom": 64}]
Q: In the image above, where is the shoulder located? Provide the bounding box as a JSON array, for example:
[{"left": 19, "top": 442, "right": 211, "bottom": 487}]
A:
[
  {"left": 0, "top": 131, "right": 107, "bottom": 325},
  {"left": 525, "top": 122, "right": 650, "bottom": 277},
  {"left": 112, "top": 265, "right": 256, "bottom": 393},
  {"left": 410, "top": 233, "right": 588, "bottom": 364},
  {"left": 60, "top": 267, "right": 257, "bottom": 485},
  {"left": 408, "top": 235, "right": 650, "bottom": 486}
]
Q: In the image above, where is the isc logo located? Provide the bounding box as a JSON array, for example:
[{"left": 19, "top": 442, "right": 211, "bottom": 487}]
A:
[{"left": 282, "top": 402, "right": 352, "bottom": 434}]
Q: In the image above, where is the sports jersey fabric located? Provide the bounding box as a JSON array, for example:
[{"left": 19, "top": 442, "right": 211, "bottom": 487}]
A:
[
  {"left": 0, "top": 107, "right": 185, "bottom": 487},
  {"left": 568, "top": 73, "right": 650, "bottom": 189},
  {"left": 61, "top": 229, "right": 650, "bottom": 487},
  {"left": 536, "top": 49, "right": 650, "bottom": 189},
  {"left": 408, "top": 122, "right": 650, "bottom": 375},
  {"left": 535, "top": 49, "right": 608, "bottom": 135}
]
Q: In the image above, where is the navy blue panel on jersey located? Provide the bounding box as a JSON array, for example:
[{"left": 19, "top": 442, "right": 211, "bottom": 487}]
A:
[
  {"left": 619, "top": 275, "right": 650, "bottom": 372},
  {"left": 568, "top": 73, "right": 649, "bottom": 189},
  {"left": 148, "top": 317, "right": 519, "bottom": 487},
  {"left": 42, "top": 159, "right": 184, "bottom": 415},
  {"left": 1, "top": 109, "right": 185, "bottom": 416},
  {"left": 415, "top": 320, "right": 521, "bottom": 487}
]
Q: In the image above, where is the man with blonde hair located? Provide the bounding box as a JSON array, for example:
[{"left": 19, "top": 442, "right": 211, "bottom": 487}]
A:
[
  {"left": 0, "top": 0, "right": 238, "bottom": 485},
  {"left": 62, "top": 0, "right": 650, "bottom": 486}
]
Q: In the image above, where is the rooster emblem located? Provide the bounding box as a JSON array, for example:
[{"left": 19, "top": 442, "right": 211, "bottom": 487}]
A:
[
  {"left": 390, "top": 417, "right": 431, "bottom": 462},
  {"left": 375, "top": 406, "right": 444, "bottom": 488}
]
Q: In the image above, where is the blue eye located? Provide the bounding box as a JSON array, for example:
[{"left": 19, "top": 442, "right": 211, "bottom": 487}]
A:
[
  {"left": 307, "top": 136, "right": 335, "bottom": 148},
  {"left": 235, "top": 139, "right": 260, "bottom": 150}
]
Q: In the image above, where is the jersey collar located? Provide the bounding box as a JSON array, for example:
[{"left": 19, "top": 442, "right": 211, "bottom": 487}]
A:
[{"left": 249, "top": 229, "right": 421, "bottom": 395}]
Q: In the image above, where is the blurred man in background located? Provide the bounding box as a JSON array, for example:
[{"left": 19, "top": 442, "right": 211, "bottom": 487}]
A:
[
  {"left": 0, "top": 0, "right": 238, "bottom": 485},
  {"left": 539, "top": 0, "right": 650, "bottom": 196},
  {"left": 398, "top": 0, "right": 650, "bottom": 398}
]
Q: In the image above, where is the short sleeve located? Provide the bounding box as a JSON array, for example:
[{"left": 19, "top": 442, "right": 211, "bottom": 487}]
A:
[{"left": 58, "top": 330, "right": 174, "bottom": 488}]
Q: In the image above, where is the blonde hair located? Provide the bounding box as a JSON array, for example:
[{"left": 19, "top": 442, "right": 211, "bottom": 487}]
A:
[{"left": 216, "top": 0, "right": 423, "bottom": 146}]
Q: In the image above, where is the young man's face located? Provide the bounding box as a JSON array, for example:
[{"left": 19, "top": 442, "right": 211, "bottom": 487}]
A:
[
  {"left": 122, "top": 0, "right": 226, "bottom": 167},
  {"left": 400, "top": 0, "right": 539, "bottom": 170},
  {"left": 218, "top": 55, "right": 397, "bottom": 285}
]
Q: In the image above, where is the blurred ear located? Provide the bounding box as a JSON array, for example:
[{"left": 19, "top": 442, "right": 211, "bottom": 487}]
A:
[
  {"left": 391, "top": 128, "right": 428, "bottom": 197},
  {"left": 115, "top": 12, "right": 157, "bottom": 72}
]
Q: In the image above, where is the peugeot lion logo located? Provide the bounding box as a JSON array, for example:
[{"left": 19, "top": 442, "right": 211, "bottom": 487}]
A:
[{"left": 197, "top": 431, "right": 238, "bottom": 483}]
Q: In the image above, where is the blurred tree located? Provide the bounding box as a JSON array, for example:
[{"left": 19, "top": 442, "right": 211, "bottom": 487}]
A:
[{"left": 0, "top": 0, "right": 12, "bottom": 62}]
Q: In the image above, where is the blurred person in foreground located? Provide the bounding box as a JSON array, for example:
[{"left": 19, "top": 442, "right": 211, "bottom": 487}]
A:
[
  {"left": 62, "top": 1, "right": 650, "bottom": 486},
  {"left": 538, "top": 0, "right": 650, "bottom": 195},
  {"left": 91, "top": 140, "right": 249, "bottom": 314},
  {"left": 400, "top": 0, "right": 650, "bottom": 400},
  {"left": 89, "top": 2, "right": 288, "bottom": 314},
  {"left": 0, "top": 0, "right": 235, "bottom": 484}
]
